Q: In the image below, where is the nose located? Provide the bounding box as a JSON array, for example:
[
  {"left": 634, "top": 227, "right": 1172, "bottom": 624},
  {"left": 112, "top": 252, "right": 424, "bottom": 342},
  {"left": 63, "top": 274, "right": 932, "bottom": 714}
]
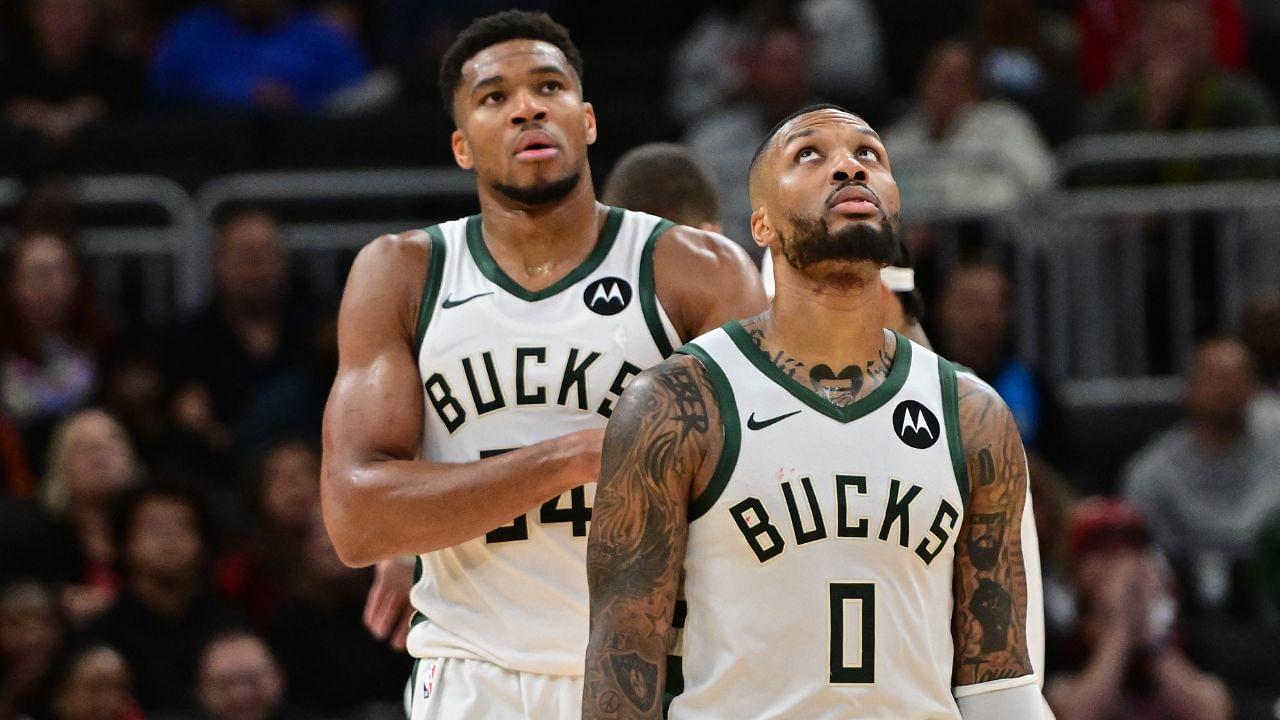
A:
[
  {"left": 831, "top": 153, "right": 868, "bottom": 184},
  {"left": 509, "top": 88, "right": 548, "bottom": 126}
]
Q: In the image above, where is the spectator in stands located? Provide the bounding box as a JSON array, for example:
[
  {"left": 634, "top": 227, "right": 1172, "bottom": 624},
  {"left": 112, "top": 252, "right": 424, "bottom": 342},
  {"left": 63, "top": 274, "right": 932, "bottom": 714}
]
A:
[
  {"left": 669, "top": 0, "right": 883, "bottom": 127},
  {"left": 0, "top": 580, "right": 66, "bottom": 720},
  {"left": 1078, "top": 0, "right": 1248, "bottom": 96},
  {"left": 0, "top": 230, "right": 109, "bottom": 468},
  {"left": 1122, "top": 337, "right": 1280, "bottom": 611},
  {"left": 601, "top": 142, "right": 723, "bottom": 233},
  {"left": 41, "top": 409, "right": 142, "bottom": 624},
  {"left": 1046, "top": 497, "right": 1232, "bottom": 720},
  {"left": 217, "top": 439, "right": 319, "bottom": 629},
  {"left": 268, "top": 517, "right": 409, "bottom": 715},
  {"left": 195, "top": 630, "right": 295, "bottom": 720},
  {"left": 936, "top": 262, "right": 1059, "bottom": 453},
  {"left": 885, "top": 40, "right": 1055, "bottom": 215},
  {"left": 99, "top": 337, "right": 183, "bottom": 470},
  {"left": 89, "top": 483, "right": 240, "bottom": 714},
  {"left": 685, "top": 9, "right": 818, "bottom": 248},
  {"left": 45, "top": 642, "right": 139, "bottom": 720},
  {"left": 149, "top": 0, "right": 371, "bottom": 114},
  {"left": 1083, "top": 0, "right": 1275, "bottom": 182},
  {"left": 969, "top": 0, "right": 1079, "bottom": 144},
  {"left": 176, "top": 207, "right": 317, "bottom": 477},
  {"left": 0, "top": 0, "right": 144, "bottom": 145}
]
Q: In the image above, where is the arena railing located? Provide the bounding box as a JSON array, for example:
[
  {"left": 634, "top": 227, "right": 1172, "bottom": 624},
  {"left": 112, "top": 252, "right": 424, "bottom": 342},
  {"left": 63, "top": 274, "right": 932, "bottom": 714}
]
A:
[
  {"left": 0, "top": 175, "right": 199, "bottom": 326},
  {"left": 189, "top": 168, "right": 476, "bottom": 310}
]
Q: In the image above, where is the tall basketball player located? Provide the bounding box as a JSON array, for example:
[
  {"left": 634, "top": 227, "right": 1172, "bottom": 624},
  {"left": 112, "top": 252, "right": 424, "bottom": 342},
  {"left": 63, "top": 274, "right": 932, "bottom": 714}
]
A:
[
  {"left": 583, "top": 104, "right": 1044, "bottom": 719},
  {"left": 320, "top": 11, "right": 765, "bottom": 719}
]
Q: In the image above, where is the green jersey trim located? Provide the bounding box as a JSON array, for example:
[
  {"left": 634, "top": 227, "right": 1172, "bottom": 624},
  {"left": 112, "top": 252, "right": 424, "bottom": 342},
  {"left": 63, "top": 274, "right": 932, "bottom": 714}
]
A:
[
  {"left": 939, "top": 357, "right": 970, "bottom": 510},
  {"left": 413, "top": 227, "right": 448, "bottom": 356},
  {"left": 677, "top": 342, "right": 742, "bottom": 522},
  {"left": 721, "top": 321, "right": 913, "bottom": 424},
  {"left": 639, "top": 218, "right": 677, "bottom": 357},
  {"left": 464, "top": 206, "right": 625, "bottom": 302}
]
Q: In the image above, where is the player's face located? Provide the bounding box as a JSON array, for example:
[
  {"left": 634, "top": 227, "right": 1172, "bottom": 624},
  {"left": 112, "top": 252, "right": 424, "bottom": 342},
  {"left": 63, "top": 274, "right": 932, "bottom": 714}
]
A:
[
  {"left": 753, "top": 110, "right": 900, "bottom": 272},
  {"left": 451, "top": 39, "right": 596, "bottom": 207}
]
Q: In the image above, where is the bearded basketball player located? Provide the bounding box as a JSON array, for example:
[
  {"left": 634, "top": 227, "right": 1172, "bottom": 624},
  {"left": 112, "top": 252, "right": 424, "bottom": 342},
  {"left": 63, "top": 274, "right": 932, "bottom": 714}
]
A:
[
  {"left": 583, "top": 104, "right": 1044, "bottom": 719},
  {"left": 320, "top": 11, "right": 765, "bottom": 719}
]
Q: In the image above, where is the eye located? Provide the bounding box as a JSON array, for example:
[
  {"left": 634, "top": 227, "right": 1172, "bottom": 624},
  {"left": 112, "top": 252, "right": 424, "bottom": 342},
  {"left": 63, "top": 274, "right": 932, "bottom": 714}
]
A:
[
  {"left": 858, "top": 147, "right": 880, "bottom": 161},
  {"left": 539, "top": 80, "right": 563, "bottom": 94},
  {"left": 795, "top": 147, "right": 819, "bottom": 163},
  {"left": 482, "top": 91, "right": 505, "bottom": 105}
]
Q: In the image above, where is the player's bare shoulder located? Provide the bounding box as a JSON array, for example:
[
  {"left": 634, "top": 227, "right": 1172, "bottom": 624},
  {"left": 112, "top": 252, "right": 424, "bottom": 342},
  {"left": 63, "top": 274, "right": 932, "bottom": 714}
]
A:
[
  {"left": 955, "top": 372, "right": 1018, "bottom": 451},
  {"left": 341, "top": 230, "right": 436, "bottom": 343},
  {"left": 650, "top": 223, "right": 767, "bottom": 339}
]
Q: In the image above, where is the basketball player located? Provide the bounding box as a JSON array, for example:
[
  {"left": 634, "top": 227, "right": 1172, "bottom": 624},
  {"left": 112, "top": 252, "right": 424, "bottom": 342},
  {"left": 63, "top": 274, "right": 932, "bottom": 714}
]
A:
[
  {"left": 583, "top": 104, "right": 1043, "bottom": 718},
  {"left": 601, "top": 142, "right": 724, "bottom": 234},
  {"left": 320, "top": 10, "right": 765, "bottom": 719}
]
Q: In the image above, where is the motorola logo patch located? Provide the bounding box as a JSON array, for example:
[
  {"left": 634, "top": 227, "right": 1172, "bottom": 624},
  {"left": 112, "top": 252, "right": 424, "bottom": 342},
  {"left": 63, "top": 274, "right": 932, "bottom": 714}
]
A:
[
  {"left": 892, "top": 400, "right": 940, "bottom": 449},
  {"left": 583, "top": 277, "right": 632, "bottom": 316}
]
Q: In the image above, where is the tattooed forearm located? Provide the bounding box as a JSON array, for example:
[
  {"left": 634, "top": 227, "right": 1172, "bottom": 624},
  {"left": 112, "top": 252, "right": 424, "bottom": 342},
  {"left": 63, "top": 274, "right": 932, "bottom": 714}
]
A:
[
  {"left": 951, "top": 377, "right": 1033, "bottom": 687},
  {"left": 584, "top": 356, "right": 719, "bottom": 719}
]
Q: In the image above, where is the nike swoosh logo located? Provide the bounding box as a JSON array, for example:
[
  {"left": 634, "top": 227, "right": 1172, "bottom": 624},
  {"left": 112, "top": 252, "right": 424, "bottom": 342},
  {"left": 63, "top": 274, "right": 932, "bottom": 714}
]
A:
[
  {"left": 441, "top": 292, "right": 494, "bottom": 309},
  {"left": 746, "top": 410, "right": 801, "bottom": 431}
]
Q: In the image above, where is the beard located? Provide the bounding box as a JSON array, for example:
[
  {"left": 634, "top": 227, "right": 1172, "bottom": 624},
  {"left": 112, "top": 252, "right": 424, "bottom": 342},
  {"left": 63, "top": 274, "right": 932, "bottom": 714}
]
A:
[
  {"left": 491, "top": 171, "right": 582, "bottom": 207},
  {"left": 777, "top": 212, "right": 899, "bottom": 270}
]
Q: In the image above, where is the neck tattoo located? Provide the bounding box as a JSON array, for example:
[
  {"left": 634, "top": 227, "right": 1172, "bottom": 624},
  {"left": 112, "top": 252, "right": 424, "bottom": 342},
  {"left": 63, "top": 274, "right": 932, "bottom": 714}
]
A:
[{"left": 745, "top": 318, "right": 895, "bottom": 408}]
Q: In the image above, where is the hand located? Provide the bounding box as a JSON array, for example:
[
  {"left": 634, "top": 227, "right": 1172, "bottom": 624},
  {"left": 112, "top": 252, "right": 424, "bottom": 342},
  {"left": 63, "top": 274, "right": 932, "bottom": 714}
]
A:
[
  {"left": 363, "top": 557, "right": 415, "bottom": 650},
  {"left": 1099, "top": 554, "right": 1146, "bottom": 638}
]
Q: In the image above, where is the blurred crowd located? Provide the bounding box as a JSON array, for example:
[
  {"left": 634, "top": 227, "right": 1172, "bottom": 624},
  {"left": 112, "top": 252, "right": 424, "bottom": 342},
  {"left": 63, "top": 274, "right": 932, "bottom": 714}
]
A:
[{"left": 1, "top": 1, "right": 1280, "bottom": 720}]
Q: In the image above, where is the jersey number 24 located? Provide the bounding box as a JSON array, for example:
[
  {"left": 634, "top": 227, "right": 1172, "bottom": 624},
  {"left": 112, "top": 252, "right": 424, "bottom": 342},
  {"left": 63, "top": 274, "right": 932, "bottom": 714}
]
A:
[{"left": 481, "top": 448, "right": 593, "bottom": 543}]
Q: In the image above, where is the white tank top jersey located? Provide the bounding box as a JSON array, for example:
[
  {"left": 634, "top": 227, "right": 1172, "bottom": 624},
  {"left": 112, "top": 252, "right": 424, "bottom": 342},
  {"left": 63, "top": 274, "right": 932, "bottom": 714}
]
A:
[
  {"left": 407, "top": 207, "right": 681, "bottom": 676},
  {"left": 669, "top": 324, "right": 972, "bottom": 720}
]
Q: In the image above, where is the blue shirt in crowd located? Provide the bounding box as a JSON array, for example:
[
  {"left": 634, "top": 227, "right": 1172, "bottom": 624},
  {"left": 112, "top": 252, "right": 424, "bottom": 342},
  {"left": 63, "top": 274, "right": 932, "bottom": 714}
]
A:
[{"left": 149, "top": 4, "right": 369, "bottom": 113}]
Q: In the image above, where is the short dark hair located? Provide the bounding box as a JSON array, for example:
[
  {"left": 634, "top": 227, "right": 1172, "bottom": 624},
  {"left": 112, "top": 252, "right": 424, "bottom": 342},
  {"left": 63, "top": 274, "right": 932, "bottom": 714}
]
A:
[
  {"left": 601, "top": 143, "right": 720, "bottom": 227},
  {"left": 438, "top": 10, "right": 584, "bottom": 122}
]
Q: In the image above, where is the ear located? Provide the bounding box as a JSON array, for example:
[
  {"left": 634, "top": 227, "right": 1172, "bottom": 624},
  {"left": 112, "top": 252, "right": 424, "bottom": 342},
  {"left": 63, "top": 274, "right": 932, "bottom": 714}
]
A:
[
  {"left": 451, "top": 128, "right": 474, "bottom": 170},
  {"left": 583, "top": 102, "right": 597, "bottom": 146},
  {"left": 750, "top": 206, "right": 776, "bottom": 250}
]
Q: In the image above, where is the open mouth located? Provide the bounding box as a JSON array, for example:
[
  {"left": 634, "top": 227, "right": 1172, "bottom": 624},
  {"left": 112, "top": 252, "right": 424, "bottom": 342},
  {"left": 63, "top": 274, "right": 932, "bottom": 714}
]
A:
[{"left": 514, "top": 132, "right": 560, "bottom": 161}]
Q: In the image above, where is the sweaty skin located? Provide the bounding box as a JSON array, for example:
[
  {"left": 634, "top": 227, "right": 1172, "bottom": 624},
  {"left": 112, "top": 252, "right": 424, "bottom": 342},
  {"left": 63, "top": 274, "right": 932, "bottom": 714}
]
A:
[
  {"left": 583, "top": 107, "right": 1034, "bottom": 719},
  {"left": 321, "top": 38, "right": 765, "bottom": 572}
]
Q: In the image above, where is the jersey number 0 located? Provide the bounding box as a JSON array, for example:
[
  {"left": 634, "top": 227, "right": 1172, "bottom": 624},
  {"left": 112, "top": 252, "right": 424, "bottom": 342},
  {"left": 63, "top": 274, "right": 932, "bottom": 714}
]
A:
[{"left": 830, "top": 582, "right": 876, "bottom": 684}]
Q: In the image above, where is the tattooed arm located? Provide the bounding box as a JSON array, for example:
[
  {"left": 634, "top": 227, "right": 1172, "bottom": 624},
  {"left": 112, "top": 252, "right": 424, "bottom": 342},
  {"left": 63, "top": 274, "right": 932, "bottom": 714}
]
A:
[
  {"left": 951, "top": 375, "right": 1042, "bottom": 714},
  {"left": 583, "top": 355, "right": 722, "bottom": 719}
]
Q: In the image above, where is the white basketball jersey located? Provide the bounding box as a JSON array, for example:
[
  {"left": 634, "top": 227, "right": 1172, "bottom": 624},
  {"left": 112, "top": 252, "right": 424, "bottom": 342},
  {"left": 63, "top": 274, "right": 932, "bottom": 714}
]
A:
[
  {"left": 670, "top": 324, "right": 969, "bottom": 719},
  {"left": 407, "top": 207, "right": 680, "bottom": 676}
]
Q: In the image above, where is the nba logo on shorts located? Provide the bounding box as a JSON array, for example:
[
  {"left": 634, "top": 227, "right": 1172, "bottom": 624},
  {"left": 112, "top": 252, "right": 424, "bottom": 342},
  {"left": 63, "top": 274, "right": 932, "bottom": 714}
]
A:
[{"left": 422, "top": 661, "right": 437, "bottom": 700}]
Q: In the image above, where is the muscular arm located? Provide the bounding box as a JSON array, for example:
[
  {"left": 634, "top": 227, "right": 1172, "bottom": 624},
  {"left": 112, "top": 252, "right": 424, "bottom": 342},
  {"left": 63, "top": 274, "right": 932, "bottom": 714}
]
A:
[
  {"left": 654, "top": 226, "right": 768, "bottom": 341},
  {"left": 583, "top": 355, "right": 721, "bottom": 719},
  {"left": 321, "top": 234, "right": 600, "bottom": 567},
  {"left": 952, "top": 376, "right": 1037, "bottom": 691}
]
